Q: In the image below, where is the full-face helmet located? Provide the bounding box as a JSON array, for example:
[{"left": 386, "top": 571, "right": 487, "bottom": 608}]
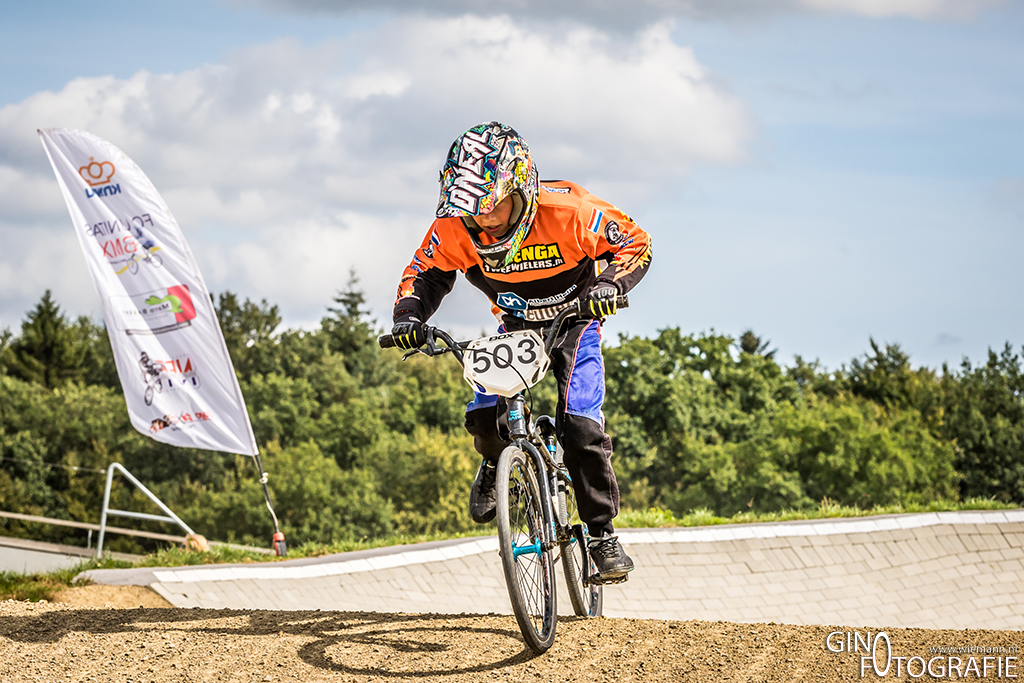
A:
[{"left": 436, "top": 122, "right": 539, "bottom": 269}]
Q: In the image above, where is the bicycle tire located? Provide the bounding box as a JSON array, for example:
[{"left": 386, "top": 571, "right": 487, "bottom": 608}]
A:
[
  {"left": 496, "top": 444, "right": 557, "bottom": 653},
  {"left": 558, "top": 477, "right": 603, "bottom": 618}
]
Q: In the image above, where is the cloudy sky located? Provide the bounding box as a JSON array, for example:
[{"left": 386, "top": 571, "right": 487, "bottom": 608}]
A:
[{"left": 1, "top": 0, "right": 1022, "bottom": 370}]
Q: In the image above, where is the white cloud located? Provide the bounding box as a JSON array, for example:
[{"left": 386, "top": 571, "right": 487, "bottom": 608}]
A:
[
  {"left": 345, "top": 72, "right": 412, "bottom": 100},
  {"left": 0, "top": 165, "right": 67, "bottom": 222},
  {"left": 389, "top": 18, "right": 752, "bottom": 178},
  {"left": 0, "top": 225, "right": 98, "bottom": 324},
  {"left": 188, "top": 211, "right": 428, "bottom": 324},
  {"left": 0, "top": 15, "right": 750, "bottom": 331}
]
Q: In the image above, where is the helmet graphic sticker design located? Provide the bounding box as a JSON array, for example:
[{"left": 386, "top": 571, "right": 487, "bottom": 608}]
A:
[{"left": 436, "top": 122, "right": 539, "bottom": 269}]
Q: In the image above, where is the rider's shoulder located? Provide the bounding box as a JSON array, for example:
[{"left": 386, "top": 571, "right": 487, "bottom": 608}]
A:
[
  {"left": 430, "top": 216, "right": 471, "bottom": 240},
  {"left": 427, "top": 216, "right": 479, "bottom": 259},
  {"left": 537, "top": 181, "right": 616, "bottom": 218},
  {"left": 537, "top": 180, "right": 589, "bottom": 206}
]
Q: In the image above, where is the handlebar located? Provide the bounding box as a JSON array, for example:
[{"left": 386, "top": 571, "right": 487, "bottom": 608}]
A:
[
  {"left": 378, "top": 326, "right": 466, "bottom": 363},
  {"left": 378, "top": 294, "right": 628, "bottom": 364}
]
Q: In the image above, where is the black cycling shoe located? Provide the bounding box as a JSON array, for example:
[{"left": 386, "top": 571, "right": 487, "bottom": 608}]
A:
[
  {"left": 588, "top": 534, "right": 634, "bottom": 582},
  {"left": 469, "top": 460, "right": 498, "bottom": 524}
]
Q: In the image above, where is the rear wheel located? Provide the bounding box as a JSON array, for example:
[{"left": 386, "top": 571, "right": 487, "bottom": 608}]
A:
[
  {"left": 496, "top": 444, "right": 557, "bottom": 653},
  {"left": 558, "top": 474, "right": 603, "bottom": 617}
]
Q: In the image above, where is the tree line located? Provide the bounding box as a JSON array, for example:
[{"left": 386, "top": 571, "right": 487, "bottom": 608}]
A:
[{"left": 0, "top": 283, "right": 1021, "bottom": 553}]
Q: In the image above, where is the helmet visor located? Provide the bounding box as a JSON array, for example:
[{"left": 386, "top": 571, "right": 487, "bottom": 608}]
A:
[{"left": 461, "top": 192, "right": 524, "bottom": 241}]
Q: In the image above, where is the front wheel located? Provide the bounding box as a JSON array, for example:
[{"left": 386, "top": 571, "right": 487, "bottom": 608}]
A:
[
  {"left": 496, "top": 444, "right": 557, "bottom": 653},
  {"left": 558, "top": 475, "right": 603, "bottom": 617}
]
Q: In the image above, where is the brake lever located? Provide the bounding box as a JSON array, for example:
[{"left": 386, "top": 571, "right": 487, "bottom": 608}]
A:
[{"left": 400, "top": 327, "right": 443, "bottom": 361}]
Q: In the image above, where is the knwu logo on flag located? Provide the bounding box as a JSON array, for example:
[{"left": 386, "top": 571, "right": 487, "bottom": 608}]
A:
[
  {"left": 78, "top": 156, "right": 121, "bottom": 197},
  {"left": 39, "top": 128, "right": 258, "bottom": 456}
]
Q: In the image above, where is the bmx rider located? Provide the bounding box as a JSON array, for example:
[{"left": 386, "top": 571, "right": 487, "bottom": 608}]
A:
[{"left": 390, "top": 121, "right": 653, "bottom": 582}]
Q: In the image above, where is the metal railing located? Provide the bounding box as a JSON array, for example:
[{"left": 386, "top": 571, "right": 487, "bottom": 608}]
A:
[
  {"left": 0, "top": 510, "right": 272, "bottom": 556},
  {"left": 0, "top": 461, "right": 274, "bottom": 557},
  {"left": 97, "top": 463, "right": 195, "bottom": 558},
  {"left": 0, "top": 510, "right": 186, "bottom": 544}
]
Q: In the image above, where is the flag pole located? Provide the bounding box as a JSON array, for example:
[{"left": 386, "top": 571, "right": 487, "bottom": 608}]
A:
[{"left": 252, "top": 453, "right": 287, "bottom": 556}]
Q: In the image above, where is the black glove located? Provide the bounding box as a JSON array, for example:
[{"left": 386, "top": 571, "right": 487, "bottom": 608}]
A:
[
  {"left": 391, "top": 318, "right": 426, "bottom": 350},
  {"left": 587, "top": 283, "right": 619, "bottom": 318}
]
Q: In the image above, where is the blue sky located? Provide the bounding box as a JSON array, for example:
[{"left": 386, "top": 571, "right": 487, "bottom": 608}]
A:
[{"left": 1, "top": 0, "right": 1022, "bottom": 370}]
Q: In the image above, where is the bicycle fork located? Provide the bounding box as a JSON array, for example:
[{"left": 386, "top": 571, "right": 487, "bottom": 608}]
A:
[{"left": 507, "top": 395, "right": 558, "bottom": 553}]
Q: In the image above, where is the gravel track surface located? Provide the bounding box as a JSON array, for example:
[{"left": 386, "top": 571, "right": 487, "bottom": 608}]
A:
[{"left": 2, "top": 587, "right": 1021, "bottom": 682}]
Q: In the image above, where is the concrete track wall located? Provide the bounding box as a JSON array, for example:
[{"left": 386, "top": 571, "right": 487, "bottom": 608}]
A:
[
  {"left": 0, "top": 536, "right": 96, "bottom": 574},
  {"left": 80, "top": 510, "right": 1024, "bottom": 630},
  {"left": 0, "top": 536, "right": 138, "bottom": 574}
]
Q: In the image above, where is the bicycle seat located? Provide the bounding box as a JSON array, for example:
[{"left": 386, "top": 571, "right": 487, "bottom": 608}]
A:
[{"left": 535, "top": 415, "right": 557, "bottom": 440}]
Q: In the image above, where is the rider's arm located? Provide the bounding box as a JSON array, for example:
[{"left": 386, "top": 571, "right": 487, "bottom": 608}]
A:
[
  {"left": 392, "top": 221, "right": 463, "bottom": 324},
  {"left": 575, "top": 196, "right": 653, "bottom": 295}
]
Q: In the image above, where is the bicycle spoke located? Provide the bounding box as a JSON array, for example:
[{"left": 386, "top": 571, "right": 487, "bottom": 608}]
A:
[
  {"left": 497, "top": 446, "right": 556, "bottom": 652},
  {"left": 558, "top": 473, "right": 603, "bottom": 618},
  {"left": 509, "top": 464, "right": 548, "bottom": 626}
]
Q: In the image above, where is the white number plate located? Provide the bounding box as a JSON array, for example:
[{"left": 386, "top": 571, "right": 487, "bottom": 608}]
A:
[{"left": 463, "top": 330, "right": 551, "bottom": 397}]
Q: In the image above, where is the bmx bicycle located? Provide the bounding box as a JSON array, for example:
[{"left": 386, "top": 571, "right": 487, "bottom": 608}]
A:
[
  {"left": 127, "top": 246, "right": 163, "bottom": 274},
  {"left": 378, "top": 295, "right": 627, "bottom": 653},
  {"left": 114, "top": 245, "right": 163, "bottom": 276}
]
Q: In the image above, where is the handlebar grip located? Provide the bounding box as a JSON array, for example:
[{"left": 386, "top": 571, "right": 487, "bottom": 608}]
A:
[
  {"left": 616, "top": 294, "right": 629, "bottom": 309},
  {"left": 378, "top": 334, "right": 396, "bottom": 349}
]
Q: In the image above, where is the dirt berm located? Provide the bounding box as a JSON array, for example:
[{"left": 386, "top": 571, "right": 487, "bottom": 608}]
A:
[{"left": 2, "top": 587, "right": 1021, "bottom": 682}]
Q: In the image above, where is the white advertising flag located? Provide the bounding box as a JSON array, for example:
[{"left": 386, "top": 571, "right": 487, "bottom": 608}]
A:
[{"left": 39, "top": 128, "right": 258, "bottom": 456}]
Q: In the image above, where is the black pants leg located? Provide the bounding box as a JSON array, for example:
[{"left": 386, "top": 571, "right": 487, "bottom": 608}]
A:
[
  {"left": 464, "top": 405, "right": 504, "bottom": 463},
  {"left": 551, "top": 319, "right": 618, "bottom": 537}
]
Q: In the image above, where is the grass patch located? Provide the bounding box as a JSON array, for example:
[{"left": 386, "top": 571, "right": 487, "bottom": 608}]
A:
[
  {"left": 130, "top": 544, "right": 280, "bottom": 567},
  {"left": 0, "top": 571, "right": 72, "bottom": 602},
  {"left": 0, "top": 557, "right": 134, "bottom": 602},
  {"left": 118, "top": 529, "right": 500, "bottom": 567},
  {"left": 285, "top": 528, "right": 498, "bottom": 559}
]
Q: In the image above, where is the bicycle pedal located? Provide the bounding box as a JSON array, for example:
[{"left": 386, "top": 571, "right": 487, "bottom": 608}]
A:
[{"left": 588, "top": 573, "right": 629, "bottom": 586}]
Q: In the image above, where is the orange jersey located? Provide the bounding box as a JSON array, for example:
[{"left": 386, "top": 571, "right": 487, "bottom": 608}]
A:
[{"left": 394, "top": 181, "right": 652, "bottom": 327}]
